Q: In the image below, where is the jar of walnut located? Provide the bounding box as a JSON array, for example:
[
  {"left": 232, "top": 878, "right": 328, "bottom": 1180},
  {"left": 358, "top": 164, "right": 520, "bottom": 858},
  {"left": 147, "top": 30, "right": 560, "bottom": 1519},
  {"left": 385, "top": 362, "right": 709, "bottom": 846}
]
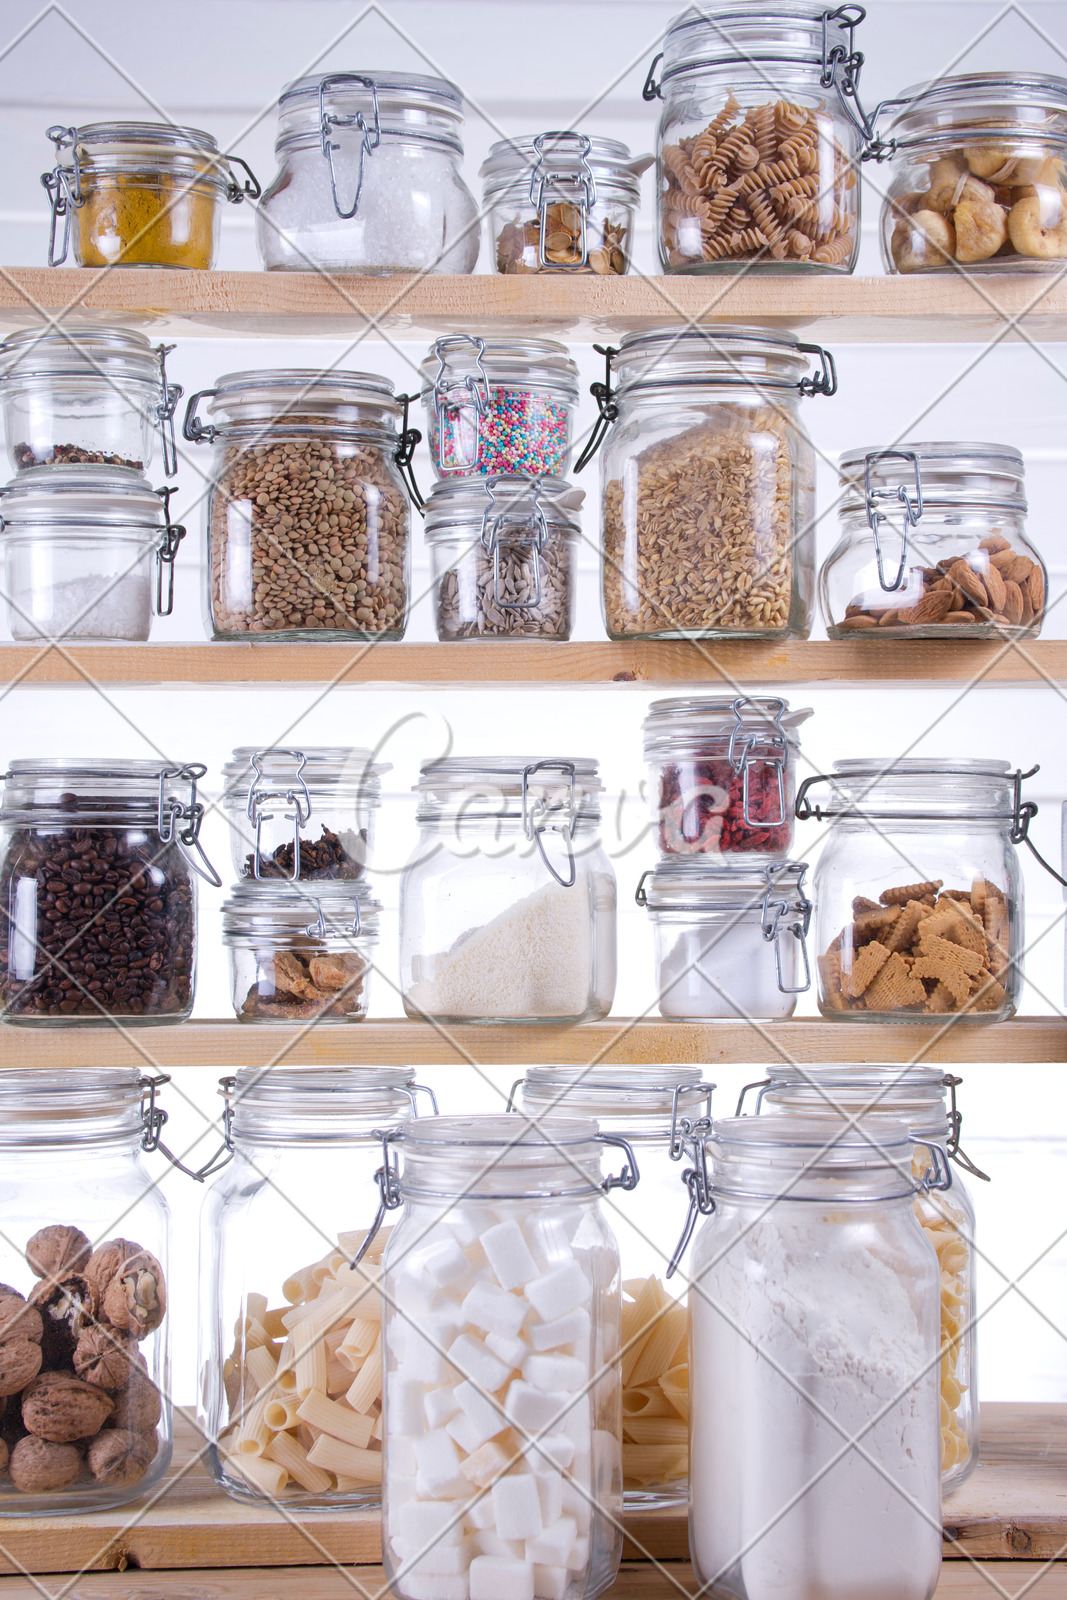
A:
[
  {"left": 644, "top": 4, "right": 871, "bottom": 273},
  {"left": 584, "top": 327, "right": 833, "bottom": 640}
]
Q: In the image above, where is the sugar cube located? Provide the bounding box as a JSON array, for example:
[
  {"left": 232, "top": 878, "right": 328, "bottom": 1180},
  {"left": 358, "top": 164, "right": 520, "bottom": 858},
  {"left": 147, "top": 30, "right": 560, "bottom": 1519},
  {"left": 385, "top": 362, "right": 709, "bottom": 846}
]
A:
[
  {"left": 455, "top": 1379, "right": 508, "bottom": 1447},
  {"left": 522, "top": 1353, "right": 586, "bottom": 1393},
  {"left": 524, "top": 1261, "right": 590, "bottom": 1322},
  {"left": 470, "top": 1555, "right": 534, "bottom": 1600},
  {"left": 426, "top": 1388, "right": 461, "bottom": 1428},
  {"left": 414, "top": 1429, "right": 467, "bottom": 1498},
  {"left": 528, "top": 1309, "right": 591, "bottom": 1353},
  {"left": 421, "top": 1239, "right": 473, "bottom": 1288},
  {"left": 535, "top": 1472, "right": 563, "bottom": 1527},
  {"left": 404, "top": 1578, "right": 469, "bottom": 1600},
  {"left": 504, "top": 1380, "right": 569, "bottom": 1435},
  {"left": 486, "top": 1330, "right": 529, "bottom": 1371},
  {"left": 391, "top": 1376, "right": 428, "bottom": 1434},
  {"left": 462, "top": 1282, "right": 527, "bottom": 1340},
  {"left": 534, "top": 1565, "right": 570, "bottom": 1600},
  {"left": 526, "top": 1516, "right": 578, "bottom": 1567},
  {"left": 448, "top": 1333, "right": 511, "bottom": 1395},
  {"left": 399, "top": 1500, "right": 466, "bottom": 1549},
  {"left": 483, "top": 1220, "right": 539, "bottom": 1291},
  {"left": 492, "top": 1474, "right": 544, "bottom": 1540}
]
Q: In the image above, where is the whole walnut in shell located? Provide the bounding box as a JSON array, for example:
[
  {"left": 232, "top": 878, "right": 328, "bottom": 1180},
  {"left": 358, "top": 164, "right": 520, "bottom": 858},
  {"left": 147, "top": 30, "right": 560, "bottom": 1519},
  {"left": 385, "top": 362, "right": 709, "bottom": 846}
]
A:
[
  {"left": 73, "top": 1327, "right": 137, "bottom": 1391},
  {"left": 86, "top": 1427, "right": 149, "bottom": 1487},
  {"left": 84, "top": 1239, "right": 142, "bottom": 1303},
  {"left": 111, "top": 1371, "right": 161, "bottom": 1434},
  {"left": 26, "top": 1226, "right": 91, "bottom": 1282},
  {"left": 101, "top": 1251, "right": 166, "bottom": 1338},
  {"left": 0, "top": 1285, "right": 42, "bottom": 1345},
  {"left": 29, "top": 1274, "right": 97, "bottom": 1368},
  {"left": 0, "top": 1339, "right": 42, "bottom": 1399},
  {"left": 22, "top": 1371, "right": 113, "bottom": 1443},
  {"left": 9, "top": 1435, "right": 82, "bottom": 1492}
]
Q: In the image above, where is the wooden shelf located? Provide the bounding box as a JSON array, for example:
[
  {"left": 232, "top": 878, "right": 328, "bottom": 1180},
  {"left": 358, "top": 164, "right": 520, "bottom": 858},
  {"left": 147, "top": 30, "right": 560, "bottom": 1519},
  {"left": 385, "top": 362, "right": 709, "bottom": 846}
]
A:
[
  {"left": 3, "top": 638, "right": 1066, "bottom": 688},
  {"left": 1, "top": 1017, "right": 1063, "bottom": 1067},
  {"left": 4, "top": 267, "right": 1067, "bottom": 342}
]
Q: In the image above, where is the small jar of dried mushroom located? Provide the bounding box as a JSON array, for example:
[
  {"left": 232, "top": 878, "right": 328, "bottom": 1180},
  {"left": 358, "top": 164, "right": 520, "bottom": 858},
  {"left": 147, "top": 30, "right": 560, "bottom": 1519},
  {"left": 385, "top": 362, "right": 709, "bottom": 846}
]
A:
[
  {"left": 794, "top": 758, "right": 1049, "bottom": 1023},
  {"left": 425, "top": 476, "right": 583, "bottom": 641},
  {"left": 200, "top": 1066, "right": 434, "bottom": 1506},
  {"left": 0, "top": 1068, "right": 173, "bottom": 1513},
  {"left": 221, "top": 746, "right": 388, "bottom": 882},
  {"left": 222, "top": 880, "right": 379, "bottom": 1023},
  {"left": 419, "top": 336, "right": 580, "bottom": 480},
  {"left": 821, "top": 442, "right": 1047, "bottom": 638},
  {"left": 480, "top": 131, "right": 647, "bottom": 275},
  {"left": 644, "top": 4, "right": 873, "bottom": 273},
  {"left": 881, "top": 74, "right": 1067, "bottom": 273},
  {"left": 184, "top": 370, "right": 413, "bottom": 640},
  {"left": 580, "top": 328, "right": 833, "bottom": 640}
]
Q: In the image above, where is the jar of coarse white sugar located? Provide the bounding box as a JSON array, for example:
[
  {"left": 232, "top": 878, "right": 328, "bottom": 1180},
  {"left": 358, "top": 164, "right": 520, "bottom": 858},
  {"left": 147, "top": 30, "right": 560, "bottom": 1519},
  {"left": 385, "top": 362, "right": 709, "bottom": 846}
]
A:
[{"left": 398, "top": 757, "right": 617, "bottom": 1024}]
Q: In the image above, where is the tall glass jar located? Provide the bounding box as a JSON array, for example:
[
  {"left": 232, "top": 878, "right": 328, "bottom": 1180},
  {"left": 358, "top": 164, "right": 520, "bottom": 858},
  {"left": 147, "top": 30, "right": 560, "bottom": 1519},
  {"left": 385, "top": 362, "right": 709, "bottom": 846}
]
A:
[
  {"left": 419, "top": 337, "right": 581, "bottom": 480},
  {"left": 644, "top": 4, "right": 871, "bottom": 272},
  {"left": 688, "top": 1116, "right": 944, "bottom": 1600},
  {"left": 221, "top": 746, "right": 387, "bottom": 881},
  {"left": 199, "top": 1066, "right": 433, "bottom": 1506},
  {"left": 222, "top": 880, "right": 379, "bottom": 1023},
  {"left": 379, "top": 1113, "right": 629, "bottom": 1600},
  {"left": 821, "top": 442, "right": 1047, "bottom": 638},
  {"left": 0, "top": 758, "right": 218, "bottom": 1025},
  {"left": 399, "top": 757, "right": 617, "bottom": 1024},
  {"left": 510, "top": 1067, "right": 714, "bottom": 1507},
  {"left": 582, "top": 329, "right": 833, "bottom": 639},
  {"left": 256, "top": 72, "right": 479, "bottom": 274},
  {"left": 881, "top": 74, "right": 1067, "bottom": 273},
  {"left": 183, "top": 370, "right": 412, "bottom": 641},
  {"left": 741, "top": 1065, "right": 985, "bottom": 1491},
  {"left": 42, "top": 122, "right": 258, "bottom": 269},
  {"left": 795, "top": 758, "right": 1035, "bottom": 1022},
  {"left": 0, "top": 1068, "right": 172, "bottom": 1513}
]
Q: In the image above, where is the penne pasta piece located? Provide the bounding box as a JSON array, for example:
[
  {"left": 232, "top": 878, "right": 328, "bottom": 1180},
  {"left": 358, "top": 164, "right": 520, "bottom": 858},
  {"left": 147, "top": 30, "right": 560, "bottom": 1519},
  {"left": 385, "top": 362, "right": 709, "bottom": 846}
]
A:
[
  {"left": 306, "top": 1433, "right": 383, "bottom": 1483},
  {"left": 265, "top": 1431, "right": 333, "bottom": 1494},
  {"left": 297, "top": 1389, "right": 376, "bottom": 1450}
]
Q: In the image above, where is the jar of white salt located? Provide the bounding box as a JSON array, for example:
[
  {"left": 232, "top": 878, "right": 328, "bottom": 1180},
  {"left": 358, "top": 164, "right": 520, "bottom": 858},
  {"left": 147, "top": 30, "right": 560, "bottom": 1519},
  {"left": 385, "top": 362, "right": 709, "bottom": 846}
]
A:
[
  {"left": 686, "top": 1115, "right": 944, "bottom": 1600},
  {"left": 399, "top": 757, "right": 617, "bottom": 1024},
  {"left": 636, "top": 859, "right": 811, "bottom": 1018}
]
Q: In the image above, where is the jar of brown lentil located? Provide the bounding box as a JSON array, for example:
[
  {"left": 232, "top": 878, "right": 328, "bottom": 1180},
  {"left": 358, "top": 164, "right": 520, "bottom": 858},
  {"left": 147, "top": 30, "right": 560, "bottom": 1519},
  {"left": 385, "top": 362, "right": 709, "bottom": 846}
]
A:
[{"left": 183, "top": 371, "right": 417, "bottom": 640}]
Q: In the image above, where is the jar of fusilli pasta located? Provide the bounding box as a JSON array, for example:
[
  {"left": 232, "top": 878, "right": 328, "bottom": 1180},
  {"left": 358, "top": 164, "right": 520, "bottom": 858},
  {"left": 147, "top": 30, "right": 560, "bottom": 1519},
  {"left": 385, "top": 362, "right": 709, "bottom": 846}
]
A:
[{"left": 642, "top": 3, "right": 873, "bottom": 272}]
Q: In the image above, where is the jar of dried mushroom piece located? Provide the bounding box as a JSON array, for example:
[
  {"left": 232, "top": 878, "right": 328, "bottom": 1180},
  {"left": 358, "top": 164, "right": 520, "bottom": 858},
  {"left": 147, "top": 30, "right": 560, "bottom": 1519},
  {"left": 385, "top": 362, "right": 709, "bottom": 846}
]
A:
[
  {"left": 820, "top": 442, "right": 1047, "bottom": 639},
  {"left": 480, "top": 132, "right": 648, "bottom": 274},
  {"left": 425, "top": 476, "right": 583, "bottom": 640},
  {"left": 794, "top": 757, "right": 1050, "bottom": 1023},
  {"left": 222, "top": 880, "right": 379, "bottom": 1023},
  {"left": 200, "top": 1065, "right": 435, "bottom": 1506},
  {"left": 881, "top": 74, "right": 1067, "bottom": 273},
  {"left": 579, "top": 328, "right": 833, "bottom": 640},
  {"left": 184, "top": 370, "right": 414, "bottom": 640},
  {"left": 221, "top": 746, "right": 388, "bottom": 882},
  {"left": 643, "top": 3, "right": 875, "bottom": 273},
  {"left": 419, "top": 336, "right": 580, "bottom": 480}
]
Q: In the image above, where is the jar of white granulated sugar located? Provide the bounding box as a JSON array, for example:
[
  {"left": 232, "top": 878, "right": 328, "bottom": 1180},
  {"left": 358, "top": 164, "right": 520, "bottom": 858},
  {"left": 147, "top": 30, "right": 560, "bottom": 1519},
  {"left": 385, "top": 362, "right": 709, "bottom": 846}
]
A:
[{"left": 399, "top": 757, "right": 617, "bottom": 1023}]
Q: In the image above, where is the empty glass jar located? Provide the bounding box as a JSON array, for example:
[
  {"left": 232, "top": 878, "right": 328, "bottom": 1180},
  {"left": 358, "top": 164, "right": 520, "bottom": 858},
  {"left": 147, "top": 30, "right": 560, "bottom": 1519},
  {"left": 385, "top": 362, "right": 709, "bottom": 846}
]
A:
[
  {"left": 222, "top": 879, "right": 379, "bottom": 1023},
  {"left": 481, "top": 132, "right": 646, "bottom": 274},
  {"left": 420, "top": 337, "right": 581, "bottom": 480},
  {"left": 221, "top": 746, "right": 386, "bottom": 881}
]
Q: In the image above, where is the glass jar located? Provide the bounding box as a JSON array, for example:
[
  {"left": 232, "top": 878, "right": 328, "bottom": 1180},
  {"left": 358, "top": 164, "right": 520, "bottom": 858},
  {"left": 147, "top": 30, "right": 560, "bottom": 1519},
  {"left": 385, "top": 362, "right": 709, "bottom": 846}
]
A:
[
  {"left": 643, "top": 695, "right": 812, "bottom": 858},
  {"left": 425, "top": 477, "right": 583, "bottom": 641},
  {"left": 795, "top": 758, "right": 1035, "bottom": 1022},
  {"left": 481, "top": 132, "right": 646, "bottom": 275},
  {"left": 222, "top": 879, "right": 379, "bottom": 1023},
  {"left": 379, "top": 1112, "right": 630, "bottom": 1600},
  {"left": 583, "top": 328, "right": 833, "bottom": 640},
  {"left": 636, "top": 860, "right": 811, "bottom": 1019},
  {"left": 0, "top": 466, "right": 185, "bottom": 642},
  {"left": 0, "top": 1068, "right": 172, "bottom": 1514},
  {"left": 42, "top": 122, "right": 259, "bottom": 269},
  {"left": 821, "top": 442, "right": 1047, "bottom": 638},
  {"left": 400, "top": 757, "right": 617, "bottom": 1024},
  {"left": 221, "top": 746, "right": 387, "bottom": 882},
  {"left": 183, "top": 370, "right": 413, "bottom": 641},
  {"left": 644, "top": 4, "right": 871, "bottom": 273},
  {"left": 510, "top": 1067, "right": 714, "bottom": 1508},
  {"left": 687, "top": 1115, "right": 944, "bottom": 1600},
  {"left": 256, "top": 72, "right": 479, "bottom": 274},
  {"left": 420, "top": 337, "right": 581, "bottom": 480},
  {"left": 743, "top": 1065, "right": 985, "bottom": 1492},
  {"left": 881, "top": 74, "right": 1067, "bottom": 274},
  {"left": 0, "top": 757, "right": 218, "bottom": 1025},
  {"left": 0, "top": 326, "right": 181, "bottom": 478},
  {"left": 199, "top": 1065, "right": 433, "bottom": 1506}
]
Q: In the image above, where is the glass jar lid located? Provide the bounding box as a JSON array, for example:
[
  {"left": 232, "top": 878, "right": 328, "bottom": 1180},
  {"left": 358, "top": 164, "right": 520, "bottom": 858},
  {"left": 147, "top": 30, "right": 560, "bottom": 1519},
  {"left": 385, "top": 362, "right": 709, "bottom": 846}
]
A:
[
  {"left": 0, "top": 1066, "right": 151, "bottom": 1145},
  {"left": 184, "top": 369, "right": 402, "bottom": 445},
  {"left": 415, "top": 755, "right": 602, "bottom": 823},
  {"left": 423, "top": 475, "right": 584, "bottom": 543},
  {"left": 0, "top": 464, "right": 167, "bottom": 530},
  {"left": 653, "top": 1, "right": 861, "bottom": 81},
  {"left": 275, "top": 70, "right": 465, "bottom": 153},
  {"left": 0, "top": 324, "right": 166, "bottom": 388},
  {"left": 420, "top": 336, "right": 581, "bottom": 403},
  {"left": 221, "top": 746, "right": 389, "bottom": 808},
  {"left": 224, "top": 1065, "right": 423, "bottom": 1144},
  {"left": 840, "top": 441, "right": 1027, "bottom": 517},
  {"left": 221, "top": 878, "right": 380, "bottom": 940},
  {"left": 886, "top": 72, "right": 1067, "bottom": 152},
  {"left": 643, "top": 695, "right": 812, "bottom": 762},
  {"left": 480, "top": 133, "right": 645, "bottom": 205},
  {"left": 611, "top": 325, "right": 833, "bottom": 396},
  {"left": 636, "top": 857, "right": 809, "bottom": 913}
]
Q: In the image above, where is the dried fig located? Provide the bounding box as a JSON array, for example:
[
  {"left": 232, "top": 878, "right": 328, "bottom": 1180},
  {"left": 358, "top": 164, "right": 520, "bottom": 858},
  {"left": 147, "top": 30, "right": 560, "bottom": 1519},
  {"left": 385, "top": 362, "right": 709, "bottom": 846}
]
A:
[
  {"left": 101, "top": 1251, "right": 166, "bottom": 1338},
  {"left": 8, "top": 1435, "right": 81, "bottom": 1492},
  {"left": 954, "top": 200, "right": 1008, "bottom": 262},
  {"left": 0, "top": 1339, "right": 42, "bottom": 1399},
  {"left": 111, "top": 1371, "right": 161, "bottom": 1434},
  {"left": 26, "top": 1226, "right": 91, "bottom": 1282},
  {"left": 22, "top": 1371, "right": 113, "bottom": 1443},
  {"left": 86, "top": 1428, "right": 149, "bottom": 1487},
  {"left": 0, "top": 1286, "right": 42, "bottom": 1345},
  {"left": 73, "top": 1327, "right": 137, "bottom": 1390},
  {"left": 84, "top": 1239, "right": 142, "bottom": 1303},
  {"left": 29, "top": 1274, "right": 96, "bottom": 1367}
]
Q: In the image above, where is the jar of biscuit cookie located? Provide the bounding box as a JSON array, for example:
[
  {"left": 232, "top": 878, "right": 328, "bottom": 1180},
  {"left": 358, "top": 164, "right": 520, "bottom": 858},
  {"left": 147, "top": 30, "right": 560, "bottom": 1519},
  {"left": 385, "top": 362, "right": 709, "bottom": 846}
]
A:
[
  {"left": 820, "top": 442, "right": 1047, "bottom": 638},
  {"left": 795, "top": 758, "right": 1041, "bottom": 1022}
]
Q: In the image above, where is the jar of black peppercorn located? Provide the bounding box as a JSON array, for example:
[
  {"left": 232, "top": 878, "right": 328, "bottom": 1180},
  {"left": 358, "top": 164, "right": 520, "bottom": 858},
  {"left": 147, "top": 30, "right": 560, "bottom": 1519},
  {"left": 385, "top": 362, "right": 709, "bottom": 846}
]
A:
[{"left": 0, "top": 759, "right": 220, "bottom": 1026}]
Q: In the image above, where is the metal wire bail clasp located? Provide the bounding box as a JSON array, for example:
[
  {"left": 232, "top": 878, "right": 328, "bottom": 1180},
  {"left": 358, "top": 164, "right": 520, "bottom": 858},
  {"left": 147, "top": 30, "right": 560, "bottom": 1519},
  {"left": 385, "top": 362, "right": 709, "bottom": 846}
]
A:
[
  {"left": 433, "top": 336, "right": 491, "bottom": 471},
  {"left": 523, "top": 759, "right": 578, "bottom": 889},
  {"left": 761, "top": 864, "right": 812, "bottom": 995},
  {"left": 42, "top": 125, "right": 82, "bottom": 267},
  {"left": 139, "top": 1074, "right": 233, "bottom": 1182},
  {"left": 154, "top": 343, "right": 184, "bottom": 479},
  {"left": 599, "top": 1133, "right": 640, "bottom": 1193},
  {"left": 574, "top": 344, "right": 618, "bottom": 473},
  {"left": 729, "top": 697, "right": 788, "bottom": 828},
  {"left": 864, "top": 449, "right": 923, "bottom": 592},
  {"left": 530, "top": 131, "right": 598, "bottom": 268},
  {"left": 246, "top": 748, "right": 312, "bottom": 881},
  {"left": 154, "top": 485, "right": 186, "bottom": 617},
  {"left": 481, "top": 477, "right": 549, "bottom": 609},
  {"left": 158, "top": 763, "right": 222, "bottom": 886},
  {"left": 667, "top": 1126, "right": 715, "bottom": 1279},
  {"left": 319, "top": 73, "right": 381, "bottom": 219}
]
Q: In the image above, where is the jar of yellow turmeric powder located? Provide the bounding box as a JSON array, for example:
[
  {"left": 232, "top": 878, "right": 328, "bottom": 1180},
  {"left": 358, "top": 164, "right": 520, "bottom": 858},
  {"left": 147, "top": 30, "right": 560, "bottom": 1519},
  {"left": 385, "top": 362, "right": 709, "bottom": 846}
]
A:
[{"left": 42, "top": 123, "right": 260, "bottom": 270}]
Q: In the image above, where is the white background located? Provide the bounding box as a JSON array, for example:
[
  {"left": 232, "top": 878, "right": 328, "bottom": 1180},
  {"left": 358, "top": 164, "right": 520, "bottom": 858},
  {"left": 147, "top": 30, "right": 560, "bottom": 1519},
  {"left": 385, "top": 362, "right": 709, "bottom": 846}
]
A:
[{"left": 0, "top": 0, "right": 1065, "bottom": 1408}]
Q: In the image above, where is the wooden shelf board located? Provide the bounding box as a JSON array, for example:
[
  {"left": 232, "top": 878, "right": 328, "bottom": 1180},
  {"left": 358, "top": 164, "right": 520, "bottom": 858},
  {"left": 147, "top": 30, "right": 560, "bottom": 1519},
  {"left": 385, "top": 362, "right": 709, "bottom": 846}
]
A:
[
  {"left": 1, "top": 1017, "right": 1063, "bottom": 1067},
  {"left": 3, "top": 268, "right": 1067, "bottom": 342}
]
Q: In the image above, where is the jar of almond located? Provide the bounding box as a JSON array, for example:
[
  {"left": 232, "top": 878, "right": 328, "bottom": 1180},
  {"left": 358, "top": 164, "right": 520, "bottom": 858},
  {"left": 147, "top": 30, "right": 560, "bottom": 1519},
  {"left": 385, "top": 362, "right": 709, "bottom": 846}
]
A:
[{"left": 820, "top": 442, "right": 1047, "bottom": 638}]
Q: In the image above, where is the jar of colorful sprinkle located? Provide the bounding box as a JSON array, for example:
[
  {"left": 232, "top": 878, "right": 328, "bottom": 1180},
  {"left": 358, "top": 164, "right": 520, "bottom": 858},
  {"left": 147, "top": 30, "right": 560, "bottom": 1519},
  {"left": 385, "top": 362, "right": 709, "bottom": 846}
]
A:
[{"left": 419, "top": 335, "right": 580, "bottom": 480}]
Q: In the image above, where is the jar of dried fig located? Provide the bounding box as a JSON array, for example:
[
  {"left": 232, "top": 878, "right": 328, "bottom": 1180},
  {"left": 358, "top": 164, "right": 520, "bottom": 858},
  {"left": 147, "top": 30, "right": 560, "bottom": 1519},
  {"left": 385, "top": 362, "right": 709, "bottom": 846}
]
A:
[
  {"left": 183, "top": 370, "right": 416, "bottom": 640},
  {"left": 221, "top": 879, "right": 380, "bottom": 1023},
  {"left": 0, "top": 1068, "right": 176, "bottom": 1513}
]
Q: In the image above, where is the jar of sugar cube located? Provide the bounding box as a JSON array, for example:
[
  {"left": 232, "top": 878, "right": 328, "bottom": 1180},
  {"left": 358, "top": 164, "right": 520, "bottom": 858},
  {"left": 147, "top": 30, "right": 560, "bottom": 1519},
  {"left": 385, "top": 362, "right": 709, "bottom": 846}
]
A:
[
  {"left": 399, "top": 756, "right": 617, "bottom": 1024},
  {"left": 198, "top": 1066, "right": 436, "bottom": 1507},
  {"left": 378, "top": 1112, "right": 633, "bottom": 1600},
  {"left": 636, "top": 859, "right": 811, "bottom": 1018},
  {"left": 419, "top": 337, "right": 581, "bottom": 480},
  {"left": 509, "top": 1067, "right": 714, "bottom": 1507}
]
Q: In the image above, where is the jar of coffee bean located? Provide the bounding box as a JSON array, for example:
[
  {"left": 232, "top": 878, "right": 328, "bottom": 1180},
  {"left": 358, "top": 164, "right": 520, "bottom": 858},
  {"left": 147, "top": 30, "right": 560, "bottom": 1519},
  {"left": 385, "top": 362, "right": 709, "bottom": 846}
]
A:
[
  {"left": 183, "top": 370, "right": 414, "bottom": 641},
  {"left": 0, "top": 760, "right": 220, "bottom": 1026}
]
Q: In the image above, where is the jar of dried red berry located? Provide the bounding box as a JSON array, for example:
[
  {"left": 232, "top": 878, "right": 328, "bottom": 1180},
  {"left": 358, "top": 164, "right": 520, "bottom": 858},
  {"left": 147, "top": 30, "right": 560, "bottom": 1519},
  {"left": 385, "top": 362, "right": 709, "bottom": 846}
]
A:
[{"left": 642, "top": 695, "right": 812, "bottom": 859}]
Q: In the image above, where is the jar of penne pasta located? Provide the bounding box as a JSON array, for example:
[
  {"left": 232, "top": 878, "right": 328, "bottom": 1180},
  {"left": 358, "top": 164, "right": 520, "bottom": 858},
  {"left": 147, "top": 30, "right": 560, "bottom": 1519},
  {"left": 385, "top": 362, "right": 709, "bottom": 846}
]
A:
[
  {"left": 509, "top": 1068, "right": 714, "bottom": 1506},
  {"left": 739, "top": 1066, "right": 986, "bottom": 1491},
  {"left": 198, "top": 1066, "right": 436, "bottom": 1506}
]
